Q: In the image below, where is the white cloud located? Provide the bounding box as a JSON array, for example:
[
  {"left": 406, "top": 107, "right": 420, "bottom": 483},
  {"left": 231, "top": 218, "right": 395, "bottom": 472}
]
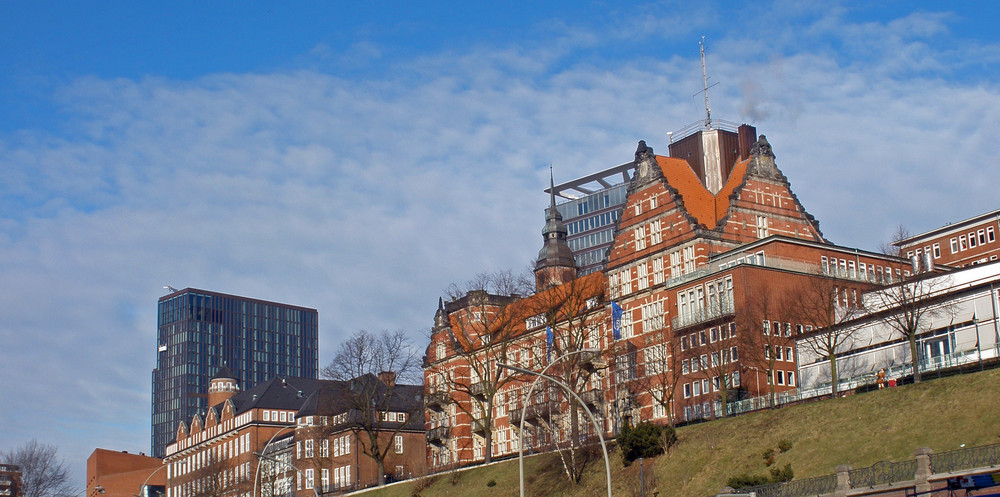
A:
[{"left": 2, "top": 1, "right": 1000, "bottom": 481}]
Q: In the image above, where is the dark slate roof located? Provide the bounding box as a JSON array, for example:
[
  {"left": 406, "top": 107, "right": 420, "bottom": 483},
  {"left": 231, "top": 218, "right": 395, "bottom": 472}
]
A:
[
  {"left": 211, "top": 365, "right": 237, "bottom": 381},
  {"left": 226, "top": 376, "right": 320, "bottom": 414},
  {"left": 210, "top": 374, "right": 424, "bottom": 429}
]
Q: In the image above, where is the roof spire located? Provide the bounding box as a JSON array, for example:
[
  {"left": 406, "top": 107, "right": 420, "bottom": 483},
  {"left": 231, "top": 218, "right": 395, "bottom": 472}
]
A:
[
  {"left": 549, "top": 164, "right": 557, "bottom": 209},
  {"left": 535, "top": 165, "right": 576, "bottom": 290}
]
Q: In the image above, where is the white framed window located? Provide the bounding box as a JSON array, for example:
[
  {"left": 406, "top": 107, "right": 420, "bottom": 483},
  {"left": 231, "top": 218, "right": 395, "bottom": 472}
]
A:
[
  {"left": 756, "top": 215, "right": 769, "bottom": 238},
  {"left": 786, "top": 347, "right": 793, "bottom": 362},
  {"left": 969, "top": 233, "right": 977, "bottom": 248},
  {"left": 650, "top": 220, "right": 662, "bottom": 245},
  {"left": 653, "top": 257, "right": 665, "bottom": 285},
  {"left": 305, "top": 469, "right": 314, "bottom": 490},
  {"left": 636, "top": 263, "right": 649, "bottom": 290},
  {"left": 683, "top": 383, "right": 691, "bottom": 398},
  {"left": 951, "top": 237, "right": 959, "bottom": 253},
  {"left": 988, "top": 226, "right": 996, "bottom": 242},
  {"left": 786, "top": 371, "right": 795, "bottom": 386},
  {"left": 620, "top": 308, "right": 634, "bottom": 339},
  {"left": 395, "top": 435, "right": 403, "bottom": 454},
  {"left": 621, "top": 269, "right": 632, "bottom": 295},
  {"left": 635, "top": 226, "right": 646, "bottom": 250},
  {"left": 304, "top": 439, "right": 314, "bottom": 458},
  {"left": 321, "top": 469, "right": 329, "bottom": 492}
]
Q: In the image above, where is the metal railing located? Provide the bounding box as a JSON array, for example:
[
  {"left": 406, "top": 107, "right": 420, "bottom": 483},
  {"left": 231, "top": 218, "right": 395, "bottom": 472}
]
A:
[
  {"left": 672, "top": 300, "right": 735, "bottom": 330},
  {"left": 736, "top": 473, "right": 838, "bottom": 497},
  {"left": 722, "top": 346, "right": 996, "bottom": 418},
  {"left": 930, "top": 441, "right": 1000, "bottom": 474},
  {"left": 848, "top": 459, "right": 917, "bottom": 488}
]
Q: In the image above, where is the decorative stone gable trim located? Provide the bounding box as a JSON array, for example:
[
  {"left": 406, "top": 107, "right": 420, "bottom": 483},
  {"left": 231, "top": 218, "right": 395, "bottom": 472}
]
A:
[
  {"left": 627, "top": 140, "right": 664, "bottom": 195},
  {"left": 747, "top": 135, "right": 786, "bottom": 182}
]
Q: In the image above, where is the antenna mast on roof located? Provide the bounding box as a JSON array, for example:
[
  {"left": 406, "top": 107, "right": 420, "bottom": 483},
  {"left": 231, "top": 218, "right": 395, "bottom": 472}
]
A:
[{"left": 700, "top": 36, "right": 712, "bottom": 130}]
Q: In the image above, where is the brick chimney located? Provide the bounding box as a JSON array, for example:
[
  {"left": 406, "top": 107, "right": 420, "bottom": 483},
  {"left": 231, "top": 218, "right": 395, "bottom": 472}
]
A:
[{"left": 377, "top": 371, "right": 396, "bottom": 387}]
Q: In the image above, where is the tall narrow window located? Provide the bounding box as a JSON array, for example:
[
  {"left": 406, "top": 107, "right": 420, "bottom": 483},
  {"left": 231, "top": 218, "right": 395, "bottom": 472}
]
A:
[{"left": 756, "top": 215, "right": 769, "bottom": 238}]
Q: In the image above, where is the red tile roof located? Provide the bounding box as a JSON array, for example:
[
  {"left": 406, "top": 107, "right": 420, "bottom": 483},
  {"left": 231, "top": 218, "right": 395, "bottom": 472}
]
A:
[{"left": 654, "top": 155, "right": 750, "bottom": 230}]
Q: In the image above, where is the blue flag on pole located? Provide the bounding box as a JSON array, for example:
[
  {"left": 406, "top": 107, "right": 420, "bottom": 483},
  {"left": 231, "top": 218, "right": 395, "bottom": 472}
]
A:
[
  {"left": 611, "top": 301, "right": 623, "bottom": 340},
  {"left": 546, "top": 326, "right": 553, "bottom": 362}
]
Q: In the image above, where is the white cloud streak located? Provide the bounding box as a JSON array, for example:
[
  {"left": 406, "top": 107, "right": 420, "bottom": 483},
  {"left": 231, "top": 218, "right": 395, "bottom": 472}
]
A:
[{"left": 1, "top": 1, "right": 999, "bottom": 481}]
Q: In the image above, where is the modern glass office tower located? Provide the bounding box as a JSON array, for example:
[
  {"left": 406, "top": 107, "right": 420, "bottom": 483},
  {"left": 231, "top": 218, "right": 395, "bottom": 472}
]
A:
[
  {"left": 150, "top": 288, "right": 318, "bottom": 458},
  {"left": 547, "top": 163, "right": 632, "bottom": 275}
]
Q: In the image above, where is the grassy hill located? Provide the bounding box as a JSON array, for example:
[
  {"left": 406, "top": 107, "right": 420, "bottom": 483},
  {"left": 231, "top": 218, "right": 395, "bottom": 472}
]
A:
[{"left": 364, "top": 367, "right": 1000, "bottom": 497}]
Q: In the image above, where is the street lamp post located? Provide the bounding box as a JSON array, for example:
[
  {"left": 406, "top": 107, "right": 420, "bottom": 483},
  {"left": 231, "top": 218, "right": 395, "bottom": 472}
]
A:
[
  {"left": 252, "top": 423, "right": 320, "bottom": 497},
  {"left": 138, "top": 463, "right": 168, "bottom": 497},
  {"left": 498, "top": 348, "right": 613, "bottom": 497}
]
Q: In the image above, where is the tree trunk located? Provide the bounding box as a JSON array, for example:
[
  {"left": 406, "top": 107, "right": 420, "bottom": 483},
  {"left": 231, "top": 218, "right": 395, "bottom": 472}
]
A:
[
  {"left": 484, "top": 424, "right": 493, "bottom": 464},
  {"left": 909, "top": 333, "right": 922, "bottom": 383},
  {"left": 828, "top": 353, "right": 839, "bottom": 396},
  {"left": 377, "top": 459, "right": 386, "bottom": 486}
]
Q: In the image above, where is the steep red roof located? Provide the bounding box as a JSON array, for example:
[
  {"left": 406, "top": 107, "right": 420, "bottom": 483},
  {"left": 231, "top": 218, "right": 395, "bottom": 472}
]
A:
[
  {"left": 655, "top": 156, "right": 718, "bottom": 229},
  {"left": 715, "top": 157, "right": 749, "bottom": 221}
]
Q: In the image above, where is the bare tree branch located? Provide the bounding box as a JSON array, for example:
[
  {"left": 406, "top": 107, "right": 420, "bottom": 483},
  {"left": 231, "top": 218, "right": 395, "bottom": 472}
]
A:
[{"left": 1, "top": 440, "right": 76, "bottom": 497}]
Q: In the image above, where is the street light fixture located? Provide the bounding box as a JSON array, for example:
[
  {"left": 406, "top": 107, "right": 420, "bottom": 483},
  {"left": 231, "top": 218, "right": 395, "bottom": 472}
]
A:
[
  {"left": 252, "top": 422, "right": 318, "bottom": 497},
  {"left": 137, "top": 463, "right": 167, "bottom": 497},
  {"left": 498, "top": 348, "right": 612, "bottom": 497}
]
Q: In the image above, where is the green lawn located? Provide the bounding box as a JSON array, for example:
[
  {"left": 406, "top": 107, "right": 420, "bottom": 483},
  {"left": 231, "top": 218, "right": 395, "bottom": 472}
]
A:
[{"left": 362, "top": 368, "right": 1000, "bottom": 497}]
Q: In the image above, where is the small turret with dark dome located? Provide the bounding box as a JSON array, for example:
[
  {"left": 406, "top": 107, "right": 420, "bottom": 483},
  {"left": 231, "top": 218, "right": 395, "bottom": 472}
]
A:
[{"left": 208, "top": 365, "right": 240, "bottom": 407}]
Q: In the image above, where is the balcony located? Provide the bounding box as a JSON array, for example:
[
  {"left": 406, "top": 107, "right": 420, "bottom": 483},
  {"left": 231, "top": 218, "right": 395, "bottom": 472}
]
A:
[
  {"left": 470, "top": 382, "right": 487, "bottom": 400},
  {"left": 580, "top": 389, "right": 605, "bottom": 408},
  {"left": 671, "top": 299, "right": 735, "bottom": 331},
  {"left": 515, "top": 400, "right": 560, "bottom": 427},
  {"left": 426, "top": 426, "right": 449, "bottom": 446},
  {"left": 425, "top": 390, "right": 450, "bottom": 412}
]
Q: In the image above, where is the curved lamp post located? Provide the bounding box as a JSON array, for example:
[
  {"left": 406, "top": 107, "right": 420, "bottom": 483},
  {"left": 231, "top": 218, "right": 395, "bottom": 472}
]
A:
[
  {"left": 138, "top": 463, "right": 168, "bottom": 497},
  {"left": 251, "top": 423, "right": 319, "bottom": 497},
  {"left": 498, "top": 348, "right": 613, "bottom": 497}
]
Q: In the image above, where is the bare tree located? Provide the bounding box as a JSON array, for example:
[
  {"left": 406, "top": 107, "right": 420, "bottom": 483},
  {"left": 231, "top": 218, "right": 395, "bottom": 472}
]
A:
[
  {"left": 522, "top": 274, "right": 607, "bottom": 484},
  {"left": 189, "top": 452, "right": 249, "bottom": 497},
  {"left": 632, "top": 339, "right": 681, "bottom": 425},
  {"left": 786, "top": 274, "right": 870, "bottom": 395},
  {"left": 879, "top": 225, "right": 911, "bottom": 257},
  {"left": 321, "top": 329, "right": 422, "bottom": 486},
  {"left": 257, "top": 439, "right": 294, "bottom": 497},
  {"left": 430, "top": 270, "right": 530, "bottom": 465},
  {"left": 869, "top": 274, "right": 953, "bottom": 383},
  {"left": 1, "top": 440, "right": 76, "bottom": 497},
  {"left": 735, "top": 281, "right": 789, "bottom": 407}
]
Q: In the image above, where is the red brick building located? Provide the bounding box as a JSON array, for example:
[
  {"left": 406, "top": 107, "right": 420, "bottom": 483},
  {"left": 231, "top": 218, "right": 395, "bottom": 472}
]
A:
[
  {"left": 423, "top": 123, "right": 912, "bottom": 470},
  {"left": 895, "top": 209, "right": 1000, "bottom": 268},
  {"left": 0, "top": 464, "right": 22, "bottom": 497},
  {"left": 164, "top": 368, "right": 425, "bottom": 497},
  {"left": 86, "top": 449, "right": 164, "bottom": 497}
]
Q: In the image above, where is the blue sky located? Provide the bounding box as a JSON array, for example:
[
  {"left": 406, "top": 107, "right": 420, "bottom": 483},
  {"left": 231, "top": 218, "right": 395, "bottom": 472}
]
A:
[{"left": 3, "top": 0, "right": 1000, "bottom": 485}]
